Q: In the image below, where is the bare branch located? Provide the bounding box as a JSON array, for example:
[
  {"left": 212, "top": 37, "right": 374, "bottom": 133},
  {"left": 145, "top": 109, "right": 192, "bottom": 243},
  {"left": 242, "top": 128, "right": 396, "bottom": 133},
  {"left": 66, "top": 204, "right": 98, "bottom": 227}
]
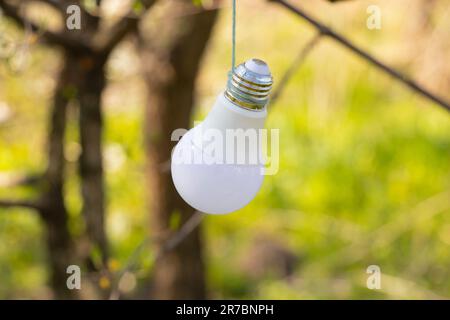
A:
[
  {"left": 108, "top": 211, "right": 205, "bottom": 300},
  {"left": 27, "top": 0, "right": 67, "bottom": 12},
  {"left": 94, "top": 0, "right": 157, "bottom": 54},
  {"left": 271, "top": 32, "right": 322, "bottom": 106},
  {"left": 0, "top": 0, "right": 91, "bottom": 51},
  {"left": 28, "top": 0, "right": 99, "bottom": 25},
  {"left": 269, "top": 0, "right": 450, "bottom": 112},
  {"left": 0, "top": 199, "right": 41, "bottom": 211},
  {"left": 93, "top": 16, "right": 138, "bottom": 54},
  {"left": 157, "top": 211, "right": 205, "bottom": 256}
]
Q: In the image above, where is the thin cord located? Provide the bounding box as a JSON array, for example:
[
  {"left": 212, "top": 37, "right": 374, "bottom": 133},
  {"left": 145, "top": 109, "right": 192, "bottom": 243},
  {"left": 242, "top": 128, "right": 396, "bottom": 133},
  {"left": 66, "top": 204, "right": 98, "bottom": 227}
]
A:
[{"left": 231, "top": 0, "right": 236, "bottom": 71}]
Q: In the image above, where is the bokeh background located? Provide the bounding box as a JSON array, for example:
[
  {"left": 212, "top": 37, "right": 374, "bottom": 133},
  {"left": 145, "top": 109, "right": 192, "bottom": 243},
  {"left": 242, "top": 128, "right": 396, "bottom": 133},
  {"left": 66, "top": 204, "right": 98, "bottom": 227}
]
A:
[{"left": 0, "top": 0, "right": 449, "bottom": 299}]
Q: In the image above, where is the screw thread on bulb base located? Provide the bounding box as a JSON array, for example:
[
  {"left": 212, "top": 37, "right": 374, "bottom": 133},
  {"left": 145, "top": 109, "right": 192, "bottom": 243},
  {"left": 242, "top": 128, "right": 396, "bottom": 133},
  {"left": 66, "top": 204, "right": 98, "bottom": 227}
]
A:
[{"left": 225, "top": 59, "right": 273, "bottom": 111}]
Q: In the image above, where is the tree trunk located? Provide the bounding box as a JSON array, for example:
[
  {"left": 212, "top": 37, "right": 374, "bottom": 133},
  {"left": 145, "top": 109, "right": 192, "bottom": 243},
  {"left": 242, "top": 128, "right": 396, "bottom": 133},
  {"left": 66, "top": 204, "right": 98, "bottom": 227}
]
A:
[
  {"left": 39, "top": 51, "right": 79, "bottom": 299},
  {"left": 140, "top": 0, "right": 218, "bottom": 299},
  {"left": 78, "top": 54, "right": 109, "bottom": 267},
  {"left": 0, "top": 0, "right": 155, "bottom": 299},
  {"left": 41, "top": 50, "right": 109, "bottom": 297}
]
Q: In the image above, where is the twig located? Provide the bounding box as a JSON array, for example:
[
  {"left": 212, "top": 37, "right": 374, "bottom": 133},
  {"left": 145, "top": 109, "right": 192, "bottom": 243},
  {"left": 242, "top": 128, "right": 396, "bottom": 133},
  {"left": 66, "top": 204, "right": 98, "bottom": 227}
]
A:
[
  {"left": 108, "top": 211, "right": 205, "bottom": 300},
  {"left": 270, "top": 32, "right": 322, "bottom": 106},
  {"left": 269, "top": 0, "right": 450, "bottom": 113},
  {"left": 156, "top": 211, "right": 205, "bottom": 258}
]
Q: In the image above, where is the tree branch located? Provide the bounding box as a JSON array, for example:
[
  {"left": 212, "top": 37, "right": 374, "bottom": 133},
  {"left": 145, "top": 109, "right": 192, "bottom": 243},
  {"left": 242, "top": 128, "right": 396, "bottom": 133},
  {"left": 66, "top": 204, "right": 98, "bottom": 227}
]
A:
[
  {"left": 27, "top": 0, "right": 67, "bottom": 12},
  {"left": 108, "top": 211, "right": 205, "bottom": 300},
  {"left": 93, "top": 16, "right": 138, "bottom": 54},
  {"left": 269, "top": 0, "right": 450, "bottom": 113},
  {"left": 156, "top": 211, "right": 205, "bottom": 257},
  {"left": 0, "top": 0, "right": 91, "bottom": 51},
  {"left": 0, "top": 199, "right": 42, "bottom": 211},
  {"left": 27, "top": 0, "right": 99, "bottom": 25},
  {"left": 94, "top": 0, "right": 157, "bottom": 54},
  {"left": 271, "top": 32, "right": 322, "bottom": 106}
]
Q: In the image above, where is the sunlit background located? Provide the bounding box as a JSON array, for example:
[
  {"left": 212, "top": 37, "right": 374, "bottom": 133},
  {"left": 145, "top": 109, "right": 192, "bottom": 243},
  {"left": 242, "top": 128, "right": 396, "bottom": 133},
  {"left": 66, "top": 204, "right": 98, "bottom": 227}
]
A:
[{"left": 0, "top": 0, "right": 449, "bottom": 299}]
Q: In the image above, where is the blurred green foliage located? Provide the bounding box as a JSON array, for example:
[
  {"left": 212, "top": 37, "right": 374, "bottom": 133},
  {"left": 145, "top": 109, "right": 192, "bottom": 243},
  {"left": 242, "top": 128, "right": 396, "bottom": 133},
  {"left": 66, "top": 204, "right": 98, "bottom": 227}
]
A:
[{"left": 0, "top": 0, "right": 449, "bottom": 299}]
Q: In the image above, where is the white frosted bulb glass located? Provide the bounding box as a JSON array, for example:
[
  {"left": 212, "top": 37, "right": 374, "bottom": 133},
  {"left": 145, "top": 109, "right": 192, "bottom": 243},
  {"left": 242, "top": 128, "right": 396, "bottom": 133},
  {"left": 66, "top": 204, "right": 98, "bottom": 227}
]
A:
[
  {"left": 171, "top": 128, "right": 264, "bottom": 214},
  {"left": 171, "top": 59, "right": 273, "bottom": 214}
]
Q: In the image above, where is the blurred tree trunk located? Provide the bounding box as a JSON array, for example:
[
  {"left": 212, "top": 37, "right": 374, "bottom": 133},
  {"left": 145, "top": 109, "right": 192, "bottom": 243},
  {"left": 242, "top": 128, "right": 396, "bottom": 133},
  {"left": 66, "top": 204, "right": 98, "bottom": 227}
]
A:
[
  {"left": 38, "top": 51, "right": 79, "bottom": 299},
  {"left": 16, "top": 47, "right": 106, "bottom": 298},
  {"left": 0, "top": 0, "right": 153, "bottom": 297},
  {"left": 140, "top": 0, "right": 218, "bottom": 299},
  {"left": 39, "top": 49, "right": 109, "bottom": 298},
  {"left": 77, "top": 53, "right": 109, "bottom": 267}
]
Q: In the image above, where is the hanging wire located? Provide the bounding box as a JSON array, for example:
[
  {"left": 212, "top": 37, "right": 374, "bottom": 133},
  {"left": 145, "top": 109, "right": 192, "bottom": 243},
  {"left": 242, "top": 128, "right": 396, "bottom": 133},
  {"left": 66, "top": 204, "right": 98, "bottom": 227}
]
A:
[{"left": 231, "top": 0, "right": 236, "bottom": 71}]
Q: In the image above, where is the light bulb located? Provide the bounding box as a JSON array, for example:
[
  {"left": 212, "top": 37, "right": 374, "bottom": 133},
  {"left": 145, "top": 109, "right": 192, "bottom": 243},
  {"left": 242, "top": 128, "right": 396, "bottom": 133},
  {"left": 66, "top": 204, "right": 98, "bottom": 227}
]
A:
[{"left": 171, "top": 58, "right": 273, "bottom": 214}]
